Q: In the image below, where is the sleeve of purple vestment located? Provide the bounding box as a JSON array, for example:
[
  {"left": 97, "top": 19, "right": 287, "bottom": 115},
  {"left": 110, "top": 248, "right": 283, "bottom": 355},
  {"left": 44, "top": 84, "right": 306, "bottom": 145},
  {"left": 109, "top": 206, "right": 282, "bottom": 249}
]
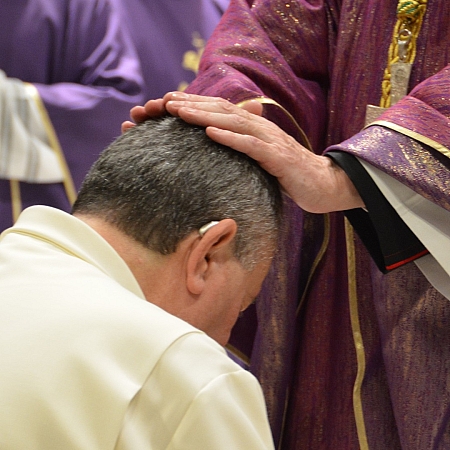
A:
[{"left": 332, "top": 65, "right": 450, "bottom": 214}]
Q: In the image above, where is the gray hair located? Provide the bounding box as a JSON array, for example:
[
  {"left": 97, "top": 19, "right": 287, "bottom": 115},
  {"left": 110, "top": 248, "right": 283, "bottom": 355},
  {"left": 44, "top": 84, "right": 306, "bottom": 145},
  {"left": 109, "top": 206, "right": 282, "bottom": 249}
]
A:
[{"left": 72, "top": 116, "right": 282, "bottom": 268}]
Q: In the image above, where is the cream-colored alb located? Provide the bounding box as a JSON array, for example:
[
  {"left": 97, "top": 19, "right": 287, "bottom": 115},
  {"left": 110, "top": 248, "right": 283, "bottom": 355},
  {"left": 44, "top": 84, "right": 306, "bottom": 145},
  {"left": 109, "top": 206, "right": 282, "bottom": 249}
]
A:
[{"left": 0, "top": 206, "right": 274, "bottom": 449}]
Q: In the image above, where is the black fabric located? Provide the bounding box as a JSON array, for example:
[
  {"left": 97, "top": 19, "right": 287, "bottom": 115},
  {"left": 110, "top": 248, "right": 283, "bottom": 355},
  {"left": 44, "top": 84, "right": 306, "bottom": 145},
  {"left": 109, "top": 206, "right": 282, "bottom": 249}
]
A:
[{"left": 326, "top": 151, "right": 428, "bottom": 273}]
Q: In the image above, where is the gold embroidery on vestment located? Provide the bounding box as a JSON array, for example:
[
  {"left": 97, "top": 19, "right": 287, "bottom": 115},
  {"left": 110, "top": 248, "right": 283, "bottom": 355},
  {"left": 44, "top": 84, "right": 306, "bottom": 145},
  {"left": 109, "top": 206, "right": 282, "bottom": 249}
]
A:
[
  {"left": 365, "top": 0, "right": 428, "bottom": 125},
  {"left": 237, "top": 97, "right": 313, "bottom": 151},
  {"left": 178, "top": 32, "right": 206, "bottom": 91}
]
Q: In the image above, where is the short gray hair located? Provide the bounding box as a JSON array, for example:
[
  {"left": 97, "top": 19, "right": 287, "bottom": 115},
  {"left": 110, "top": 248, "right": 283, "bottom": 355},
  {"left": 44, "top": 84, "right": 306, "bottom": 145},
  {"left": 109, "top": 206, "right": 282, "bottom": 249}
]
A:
[{"left": 73, "top": 116, "right": 282, "bottom": 268}]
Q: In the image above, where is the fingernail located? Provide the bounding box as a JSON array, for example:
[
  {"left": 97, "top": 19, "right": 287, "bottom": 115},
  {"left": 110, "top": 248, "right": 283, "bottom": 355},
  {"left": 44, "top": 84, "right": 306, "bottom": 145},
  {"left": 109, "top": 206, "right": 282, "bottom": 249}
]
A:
[{"left": 171, "top": 92, "right": 189, "bottom": 100}]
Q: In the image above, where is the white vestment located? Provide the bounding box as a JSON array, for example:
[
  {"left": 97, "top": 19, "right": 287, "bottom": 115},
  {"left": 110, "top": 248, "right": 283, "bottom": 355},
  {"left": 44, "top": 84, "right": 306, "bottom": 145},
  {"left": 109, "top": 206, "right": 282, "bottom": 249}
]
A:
[
  {"left": 360, "top": 159, "right": 450, "bottom": 301},
  {"left": 0, "top": 206, "right": 274, "bottom": 449}
]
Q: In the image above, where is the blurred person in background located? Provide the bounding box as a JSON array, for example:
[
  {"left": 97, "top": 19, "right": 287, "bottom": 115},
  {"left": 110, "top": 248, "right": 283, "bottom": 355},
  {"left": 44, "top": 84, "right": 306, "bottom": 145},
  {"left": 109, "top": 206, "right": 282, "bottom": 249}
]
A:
[
  {"left": 114, "top": 0, "right": 229, "bottom": 99},
  {"left": 0, "top": 0, "right": 144, "bottom": 231}
]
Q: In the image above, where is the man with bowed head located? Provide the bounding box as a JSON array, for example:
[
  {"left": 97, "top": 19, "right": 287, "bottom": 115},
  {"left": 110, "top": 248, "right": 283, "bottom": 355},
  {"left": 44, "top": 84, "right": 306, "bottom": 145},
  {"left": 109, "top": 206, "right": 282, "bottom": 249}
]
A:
[{"left": 0, "top": 116, "right": 281, "bottom": 448}]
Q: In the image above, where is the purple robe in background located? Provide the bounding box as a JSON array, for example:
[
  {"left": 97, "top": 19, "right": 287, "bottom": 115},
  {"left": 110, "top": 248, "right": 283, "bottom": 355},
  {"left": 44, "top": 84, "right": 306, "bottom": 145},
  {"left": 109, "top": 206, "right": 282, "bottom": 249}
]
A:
[
  {"left": 0, "top": 0, "right": 144, "bottom": 231},
  {"left": 187, "top": 1, "right": 450, "bottom": 448},
  {"left": 114, "top": 0, "right": 230, "bottom": 100}
]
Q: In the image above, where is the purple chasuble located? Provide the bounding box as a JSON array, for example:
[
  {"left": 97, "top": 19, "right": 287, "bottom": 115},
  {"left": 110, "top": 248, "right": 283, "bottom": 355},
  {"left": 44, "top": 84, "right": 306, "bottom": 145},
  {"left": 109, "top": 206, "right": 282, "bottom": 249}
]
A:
[
  {"left": 187, "top": 1, "right": 450, "bottom": 448},
  {"left": 0, "top": 0, "right": 144, "bottom": 231}
]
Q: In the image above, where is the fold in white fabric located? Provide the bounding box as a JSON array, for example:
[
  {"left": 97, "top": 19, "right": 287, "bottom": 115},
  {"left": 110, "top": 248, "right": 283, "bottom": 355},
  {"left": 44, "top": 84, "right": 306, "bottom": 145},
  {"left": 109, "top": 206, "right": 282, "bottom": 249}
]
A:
[{"left": 0, "top": 70, "right": 64, "bottom": 183}]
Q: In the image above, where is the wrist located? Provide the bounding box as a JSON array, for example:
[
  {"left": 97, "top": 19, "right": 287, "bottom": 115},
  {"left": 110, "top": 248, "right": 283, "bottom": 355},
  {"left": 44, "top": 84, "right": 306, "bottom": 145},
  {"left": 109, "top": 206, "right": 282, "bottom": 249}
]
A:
[{"left": 328, "top": 157, "right": 365, "bottom": 211}]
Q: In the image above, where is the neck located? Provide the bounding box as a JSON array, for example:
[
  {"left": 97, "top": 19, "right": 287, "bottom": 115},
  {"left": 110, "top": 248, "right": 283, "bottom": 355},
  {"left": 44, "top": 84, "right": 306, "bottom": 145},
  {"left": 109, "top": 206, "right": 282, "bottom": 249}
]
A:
[{"left": 73, "top": 213, "right": 186, "bottom": 306}]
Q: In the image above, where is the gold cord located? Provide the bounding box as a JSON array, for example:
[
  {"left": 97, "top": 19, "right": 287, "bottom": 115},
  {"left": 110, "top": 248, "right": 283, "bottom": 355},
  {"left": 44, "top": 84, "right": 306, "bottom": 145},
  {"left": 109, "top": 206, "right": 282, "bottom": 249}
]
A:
[
  {"left": 380, "top": 0, "right": 427, "bottom": 108},
  {"left": 345, "top": 219, "right": 369, "bottom": 450}
]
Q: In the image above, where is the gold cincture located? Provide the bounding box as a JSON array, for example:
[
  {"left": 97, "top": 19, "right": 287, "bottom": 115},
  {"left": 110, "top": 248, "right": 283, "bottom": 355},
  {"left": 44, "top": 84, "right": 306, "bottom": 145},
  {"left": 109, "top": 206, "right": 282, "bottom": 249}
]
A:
[{"left": 365, "top": 0, "right": 428, "bottom": 126}]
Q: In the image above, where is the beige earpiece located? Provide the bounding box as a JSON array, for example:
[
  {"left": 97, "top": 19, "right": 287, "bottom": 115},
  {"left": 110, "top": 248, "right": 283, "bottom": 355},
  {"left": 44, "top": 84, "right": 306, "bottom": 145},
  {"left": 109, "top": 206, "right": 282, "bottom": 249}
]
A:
[{"left": 198, "top": 221, "right": 220, "bottom": 237}]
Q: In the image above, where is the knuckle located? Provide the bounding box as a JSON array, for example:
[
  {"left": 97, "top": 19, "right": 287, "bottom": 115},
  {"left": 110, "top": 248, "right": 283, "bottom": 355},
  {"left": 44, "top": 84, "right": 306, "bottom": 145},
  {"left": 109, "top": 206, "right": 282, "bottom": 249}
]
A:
[
  {"left": 246, "top": 134, "right": 260, "bottom": 146},
  {"left": 233, "top": 114, "right": 248, "bottom": 127},
  {"left": 221, "top": 100, "right": 235, "bottom": 112}
]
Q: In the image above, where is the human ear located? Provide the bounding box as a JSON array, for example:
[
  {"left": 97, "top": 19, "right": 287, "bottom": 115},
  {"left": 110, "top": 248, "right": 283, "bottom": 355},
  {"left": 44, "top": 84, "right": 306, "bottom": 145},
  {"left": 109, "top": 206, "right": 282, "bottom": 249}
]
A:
[{"left": 186, "top": 219, "right": 237, "bottom": 295}]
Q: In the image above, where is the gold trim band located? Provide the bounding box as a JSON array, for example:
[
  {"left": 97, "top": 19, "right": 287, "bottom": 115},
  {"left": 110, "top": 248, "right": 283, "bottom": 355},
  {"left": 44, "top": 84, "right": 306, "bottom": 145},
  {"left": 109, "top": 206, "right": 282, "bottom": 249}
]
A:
[
  {"left": 296, "top": 213, "right": 330, "bottom": 316},
  {"left": 238, "top": 96, "right": 333, "bottom": 448},
  {"left": 345, "top": 218, "right": 369, "bottom": 450},
  {"left": 237, "top": 97, "right": 313, "bottom": 151},
  {"left": 10, "top": 180, "right": 22, "bottom": 223},
  {"left": 24, "top": 83, "right": 77, "bottom": 205},
  {"left": 236, "top": 97, "right": 331, "bottom": 314}
]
